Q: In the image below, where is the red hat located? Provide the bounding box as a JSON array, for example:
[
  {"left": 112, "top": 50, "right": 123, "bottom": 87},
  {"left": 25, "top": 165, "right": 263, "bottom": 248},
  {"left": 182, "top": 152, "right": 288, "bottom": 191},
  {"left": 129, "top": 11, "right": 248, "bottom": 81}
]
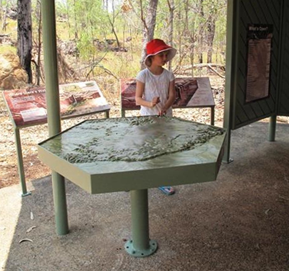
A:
[{"left": 144, "top": 39, "right": 176, "bottom": 66}]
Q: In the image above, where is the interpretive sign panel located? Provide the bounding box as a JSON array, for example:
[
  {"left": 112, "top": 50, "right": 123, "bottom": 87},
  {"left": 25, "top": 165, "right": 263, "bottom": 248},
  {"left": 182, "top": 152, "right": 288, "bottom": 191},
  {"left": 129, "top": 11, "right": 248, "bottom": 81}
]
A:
[
  {"left": 121, "top": 78, "right": 199, "bottom": 110},
  {"left": 3, "top": 81, "right": 110, "bottom": 127},
  {"left": 245, "top": 24, "right": 273, "bottom": 103}
]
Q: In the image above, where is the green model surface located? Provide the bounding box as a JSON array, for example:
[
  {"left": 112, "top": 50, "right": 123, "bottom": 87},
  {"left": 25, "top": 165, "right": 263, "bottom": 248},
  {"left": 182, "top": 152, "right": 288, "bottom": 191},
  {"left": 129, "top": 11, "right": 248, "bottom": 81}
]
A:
[{"left": 38, "top": 116, "right": 226, "bottom": 193}]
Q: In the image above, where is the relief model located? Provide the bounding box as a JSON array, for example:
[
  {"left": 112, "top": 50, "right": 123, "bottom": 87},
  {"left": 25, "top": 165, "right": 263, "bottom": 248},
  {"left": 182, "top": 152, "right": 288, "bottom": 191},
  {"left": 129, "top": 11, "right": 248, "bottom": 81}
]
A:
[{"left": 44, "top": 116, "right": 225, "bottom": 164}]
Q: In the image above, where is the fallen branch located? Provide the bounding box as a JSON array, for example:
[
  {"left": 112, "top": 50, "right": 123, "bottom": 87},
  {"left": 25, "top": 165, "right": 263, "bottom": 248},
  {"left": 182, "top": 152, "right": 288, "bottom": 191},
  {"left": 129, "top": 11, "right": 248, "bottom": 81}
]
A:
[
  {"left": 86, "top": 64, "right": 118, "bottom": 80},
  {"left": 207, "top": 64, "right": 225, "bottom": 78},
  {"left": 177, "top": 63, "right": 225, "bottom": 78}
]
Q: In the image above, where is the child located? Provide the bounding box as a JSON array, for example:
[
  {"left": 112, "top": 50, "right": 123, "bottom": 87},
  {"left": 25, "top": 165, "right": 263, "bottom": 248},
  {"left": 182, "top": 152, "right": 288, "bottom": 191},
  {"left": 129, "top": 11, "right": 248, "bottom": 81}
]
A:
[{"left": 135, "top": 38, "right": 176, "bottom": 195}]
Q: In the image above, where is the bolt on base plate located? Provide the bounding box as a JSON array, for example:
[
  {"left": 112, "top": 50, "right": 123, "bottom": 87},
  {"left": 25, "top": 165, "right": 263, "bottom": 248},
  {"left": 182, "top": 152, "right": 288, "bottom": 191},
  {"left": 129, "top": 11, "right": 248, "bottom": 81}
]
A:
[{"left": 124, "top": 239, "right": 158, "bottom": 257}]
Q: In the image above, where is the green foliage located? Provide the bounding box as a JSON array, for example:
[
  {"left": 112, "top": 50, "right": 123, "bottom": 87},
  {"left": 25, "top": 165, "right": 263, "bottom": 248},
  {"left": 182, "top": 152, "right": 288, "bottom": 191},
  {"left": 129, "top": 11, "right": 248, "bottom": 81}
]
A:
[
  {"left": 2, "top": 0, "right": 17, "bottom": 7},
  {"left": 4, "top": 0, "right": 227, "bottom": 84},
  {"left": 0, "top": 45, "right": 16, "bottom": 54},
  {"left": 77, "top": 32, "right": 96, "bottom": 60}
]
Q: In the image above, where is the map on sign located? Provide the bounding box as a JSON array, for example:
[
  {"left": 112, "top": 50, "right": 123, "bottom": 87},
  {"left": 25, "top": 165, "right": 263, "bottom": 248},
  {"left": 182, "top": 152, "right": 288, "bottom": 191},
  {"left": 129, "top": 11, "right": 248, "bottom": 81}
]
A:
[{"left": 3, "top": 81, "right": 110, "bottom": 127}]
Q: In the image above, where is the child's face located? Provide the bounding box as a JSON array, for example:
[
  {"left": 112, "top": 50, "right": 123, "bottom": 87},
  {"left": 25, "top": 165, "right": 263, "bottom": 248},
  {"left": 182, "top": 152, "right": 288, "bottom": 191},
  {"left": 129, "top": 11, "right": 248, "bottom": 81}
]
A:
[{"left": 151, "top": 51, "right": 169, "bottom": 66}]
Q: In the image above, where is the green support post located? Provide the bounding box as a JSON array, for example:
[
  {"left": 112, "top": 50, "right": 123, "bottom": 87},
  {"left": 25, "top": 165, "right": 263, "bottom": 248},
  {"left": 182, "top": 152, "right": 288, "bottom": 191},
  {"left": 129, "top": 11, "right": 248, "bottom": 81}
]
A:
[
  {"left": 222, "top": 0, "right": 238, "bottom": 163},
  {"left": 210, "top": 106, "right": 215, "bottom": 126},
  {"left": 52, "top": 171, "right": 69, "bottom": 235},
  {"left": 42, "top": 0, "right": 69, "bottom": 235},
  {"left": 268, "top": 115, "right": 277, "bottom": 142},
  {"left": 14, "top": 127, "right": 31, "bottom": 197},
  {"left": 125, "top": 189, "right": 157, "bottom": 257}
]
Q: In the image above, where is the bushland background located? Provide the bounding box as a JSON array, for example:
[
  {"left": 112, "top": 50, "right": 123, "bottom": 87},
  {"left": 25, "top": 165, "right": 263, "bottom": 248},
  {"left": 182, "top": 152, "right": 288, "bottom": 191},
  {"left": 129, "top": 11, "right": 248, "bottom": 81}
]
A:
[{"left": 0, "top": 0, "right": 231, "bottom": 188}]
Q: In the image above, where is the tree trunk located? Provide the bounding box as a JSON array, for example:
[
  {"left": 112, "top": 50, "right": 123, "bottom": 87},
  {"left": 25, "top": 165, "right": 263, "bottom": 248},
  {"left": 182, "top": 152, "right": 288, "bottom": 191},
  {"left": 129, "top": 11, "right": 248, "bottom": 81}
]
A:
[
  {"left": 0, "top": 0, "right": 2, "bottom": 20},
  {"left": 184, "top": 0, "right": 195, "bottom": 76},
  {"left": 207, "top": 14, "right": 216, "bottom": 63},
  {"left": 167, "top": 0, "right": 175, "bottom": 71},
  {"left": 140, "top": 0, "right": 159, "bottom": 70},
  {"left": 103, "top": 0, "right": 109, "bottom": 10},
  {"left": 1, "top": 3, "right": 9, "bottom": 31},
  {"left": 110, "top": 1, "right": 121, "bottom": 48},
  {"left": 73, "top": 0, "right": 78, "bottom": 40},
  {"left": 107, "top": 12, "right": 121, "bottom": 48},
  {"left": 66, "top": 1, "right": 71, "bottom": 40},
  {"left": 198, "top": 0, "right": 204, "bottom": 63},
  {"left": 36, "top": 0, "right": 42, "bottom": 85},
  {"left": 177, "top": 0, "right": 182, "bottom": 65},
  {"left": 17, "top": 0, "right": 33, "bottom": 84}
]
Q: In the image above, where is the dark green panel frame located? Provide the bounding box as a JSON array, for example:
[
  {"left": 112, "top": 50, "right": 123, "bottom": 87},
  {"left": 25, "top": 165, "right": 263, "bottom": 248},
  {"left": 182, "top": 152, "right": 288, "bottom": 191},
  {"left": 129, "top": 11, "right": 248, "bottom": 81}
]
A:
[
  {"left": 223, "top": 0, "right": 285, "bottom": 162},
  {"left": 230, "top": 0, "right": 282, "bottom": 130},
  {"left": 278, "top": 0, "right": 289, "bottom": 116}
]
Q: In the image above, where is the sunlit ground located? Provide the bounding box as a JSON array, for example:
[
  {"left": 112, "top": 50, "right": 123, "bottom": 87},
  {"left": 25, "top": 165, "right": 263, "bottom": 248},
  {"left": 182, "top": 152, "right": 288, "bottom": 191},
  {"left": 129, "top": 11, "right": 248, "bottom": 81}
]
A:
[{"left": 0, "top": 182, "right": 35, "bottom": 270}]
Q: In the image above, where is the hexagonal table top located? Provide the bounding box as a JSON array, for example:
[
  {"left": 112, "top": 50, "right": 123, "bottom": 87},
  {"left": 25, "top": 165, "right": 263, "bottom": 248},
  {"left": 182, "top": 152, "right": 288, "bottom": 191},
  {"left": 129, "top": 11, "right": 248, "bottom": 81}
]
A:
[{"left": 38, "top": 116, "right": 226, "bottom": 194}]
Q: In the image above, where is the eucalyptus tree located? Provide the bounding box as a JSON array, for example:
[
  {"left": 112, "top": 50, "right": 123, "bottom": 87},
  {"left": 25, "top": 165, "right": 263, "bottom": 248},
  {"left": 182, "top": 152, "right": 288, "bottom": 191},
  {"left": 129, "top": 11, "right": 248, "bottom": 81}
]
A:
[
  {"left": 214, "top": 3, "right": 226, "bottom": 64},
  {"left": 31, "top": 0, "right": 41, "bottom": 85},
  {"left": 206, "top": 0, "right": 226, "bottom": 63},
  {"left": 148, "top": 0, "right": 174, "bottom": 70},
  {"left": 171, "top": 0, "right": 198, "bottom": 75},
  {"left": 140, "top": 0, "right": 159, "bottom": 69},
  {"left": 121, "top": 0, "right": 159, "bottom": 69},
  {"left": 106, "top": 0, "right": 121, "bottom": 48},
  {"left": 197, "top": 0, "right": 204, "bottom": 63},
  {"left": 206, "top": 2, "right": 216, "bottom": 63},
  {"left": 61, "top": 0, "right": 112, "bottom": 60},
  {"left": 166, "top": 0, "right": 174, "bottom": 70},
  {"left": 17, "top": 0, "right": 32, "bottom": 83}
]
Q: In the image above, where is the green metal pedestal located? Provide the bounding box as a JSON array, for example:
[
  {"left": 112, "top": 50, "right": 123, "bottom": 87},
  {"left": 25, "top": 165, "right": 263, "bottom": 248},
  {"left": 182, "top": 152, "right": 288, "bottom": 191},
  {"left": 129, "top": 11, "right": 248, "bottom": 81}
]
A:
[
  {"left": 52, "top": 171, "right": 69, "bottom": 235},
  {"left": 14, "top": 127, "right": 31, "bottom": 197},
  {"left": 210, "top": 106, "right": 215, "bottom": 126},
  {"left": 125, "top": 189, "right": 158, "bottom": 257},
  {"left": 268, "top": 115, "right": 277, "bottom": 142}
]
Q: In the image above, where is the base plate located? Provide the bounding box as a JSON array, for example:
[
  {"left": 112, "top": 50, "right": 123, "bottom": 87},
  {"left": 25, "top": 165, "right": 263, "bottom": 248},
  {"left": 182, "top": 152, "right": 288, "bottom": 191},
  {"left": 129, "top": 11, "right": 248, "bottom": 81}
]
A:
[
  {"left": 21, "top": 191, "right": 32, "bottom": 197},
  {"left": 124, "top": 239, "right": 158, "bottom": 257}
]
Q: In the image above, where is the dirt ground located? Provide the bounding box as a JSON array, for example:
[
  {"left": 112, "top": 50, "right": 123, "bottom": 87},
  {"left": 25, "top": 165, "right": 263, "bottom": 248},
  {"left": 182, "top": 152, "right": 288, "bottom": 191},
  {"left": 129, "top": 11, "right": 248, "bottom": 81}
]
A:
[
  {"left": 1, "top": 75, "right": 289, "bottom": 271},
  {"left": 0, "top": 76, "right": 228, "bottom": 190},
  {"left": 1, "top": 120, "right": 289, "bottom": 271}
]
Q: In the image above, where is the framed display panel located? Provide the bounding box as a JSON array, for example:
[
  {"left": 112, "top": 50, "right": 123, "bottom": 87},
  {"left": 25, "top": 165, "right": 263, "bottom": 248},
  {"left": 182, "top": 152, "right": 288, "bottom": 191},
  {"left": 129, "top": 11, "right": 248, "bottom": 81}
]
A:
[
  {"left": 230, "top": 0, "right": 282, "bottom": 130},
  {"left": 278, "top": 0, "right": 289, "bottom": 116},
  {"left": 245, "top": 24, "right": 273, "bottom": 103}
]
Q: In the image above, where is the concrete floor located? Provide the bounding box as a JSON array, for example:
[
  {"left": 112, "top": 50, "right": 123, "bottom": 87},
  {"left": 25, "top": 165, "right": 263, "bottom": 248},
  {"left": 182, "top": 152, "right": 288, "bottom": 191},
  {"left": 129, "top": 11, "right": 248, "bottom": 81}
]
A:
[{"left": 1, "top": 120, "right": 289, "bottom": 271}]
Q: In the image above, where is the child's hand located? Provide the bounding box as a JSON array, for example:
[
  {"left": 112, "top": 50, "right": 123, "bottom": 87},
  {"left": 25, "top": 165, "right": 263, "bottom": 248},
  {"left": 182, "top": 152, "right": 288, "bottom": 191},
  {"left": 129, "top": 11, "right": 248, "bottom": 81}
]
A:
[
  {"left": 159, "top": 108, "right": 167, "bottom": 116},
  {"left": 150, "top": 96, "right": 160, "bottom": 108}
]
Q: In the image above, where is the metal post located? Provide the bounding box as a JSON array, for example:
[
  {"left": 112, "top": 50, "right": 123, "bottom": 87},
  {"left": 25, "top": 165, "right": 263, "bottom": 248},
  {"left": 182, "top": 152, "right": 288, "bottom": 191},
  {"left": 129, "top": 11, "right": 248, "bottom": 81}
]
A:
[
  {"left": 125, "top": 189, "right": 157, "bottom": 257},
  {"left": 14, "top": 127, "right": 31, "bottom": 196},
  {"left": 42, "top": 0, "right": 69, "bottom": 235},
  {"left": 268, "top": 115, "right": 277, "bottom": 142},
  {"left": 222, "top": 0, "right": 238, "bottom": 163},
  {"left": 52, "top": 171, "right": 68, "bottom": 235},
  {"left": 210, "top": 106, "right": 215, "bottom": 126}
]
